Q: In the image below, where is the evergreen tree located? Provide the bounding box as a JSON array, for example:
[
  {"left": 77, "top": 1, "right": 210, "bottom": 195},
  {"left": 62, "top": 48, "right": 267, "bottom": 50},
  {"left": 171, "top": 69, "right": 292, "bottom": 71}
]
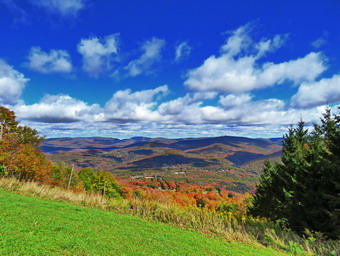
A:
[
  {"left": 249, "top": 161, "right": 285, "bottom": 220},
  {"left": 315, "top": 108, "right": 340, "bottom": 238},
  {"left": 249, "top": 109, "right": 340, "bottom": 238}
]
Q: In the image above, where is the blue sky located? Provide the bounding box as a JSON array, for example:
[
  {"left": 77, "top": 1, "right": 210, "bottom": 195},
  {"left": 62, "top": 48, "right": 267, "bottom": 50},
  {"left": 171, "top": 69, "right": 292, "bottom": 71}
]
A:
[{"left": 0, "top": 0, "right": 340, "bottom": 138}]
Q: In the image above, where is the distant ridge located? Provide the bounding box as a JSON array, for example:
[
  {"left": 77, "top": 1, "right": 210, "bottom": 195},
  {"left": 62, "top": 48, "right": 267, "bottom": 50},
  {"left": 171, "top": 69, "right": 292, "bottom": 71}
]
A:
[
  {"left": 40, "top": 135, "right": 282, "bottom": 192},
  {"left": 42, "top": 136, "right": 276, "bottom": 152}
]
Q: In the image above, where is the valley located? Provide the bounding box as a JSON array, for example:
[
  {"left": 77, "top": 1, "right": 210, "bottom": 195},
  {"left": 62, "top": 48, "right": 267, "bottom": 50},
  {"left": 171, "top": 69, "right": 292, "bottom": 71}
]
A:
[{"left": 41, "top": 136, "right": 282, "bottom": 193}]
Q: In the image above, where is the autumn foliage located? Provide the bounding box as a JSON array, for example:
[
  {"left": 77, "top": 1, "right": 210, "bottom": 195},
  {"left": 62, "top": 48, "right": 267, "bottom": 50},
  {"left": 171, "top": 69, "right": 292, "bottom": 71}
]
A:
[
  {"left": 0, "top": 106, "right": 250, "bottom": 214},
  {"left": 0, "top": 107, "right": 52, "bottom": 183}
]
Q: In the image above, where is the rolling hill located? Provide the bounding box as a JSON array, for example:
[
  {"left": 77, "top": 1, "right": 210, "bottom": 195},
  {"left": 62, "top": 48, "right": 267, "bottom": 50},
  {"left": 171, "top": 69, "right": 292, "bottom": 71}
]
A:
[{"left": 40, "top": 136, "right": 282, "bottom": 193}]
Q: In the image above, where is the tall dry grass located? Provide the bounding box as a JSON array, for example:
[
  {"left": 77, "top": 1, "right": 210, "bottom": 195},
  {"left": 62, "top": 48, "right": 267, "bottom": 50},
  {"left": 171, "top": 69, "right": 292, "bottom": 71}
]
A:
[
  {"left": 0, "top": 177, "right": 110, "bottom": 209},
  {"left": 0, "top": 177, "right": 338, "bottom": 256}
]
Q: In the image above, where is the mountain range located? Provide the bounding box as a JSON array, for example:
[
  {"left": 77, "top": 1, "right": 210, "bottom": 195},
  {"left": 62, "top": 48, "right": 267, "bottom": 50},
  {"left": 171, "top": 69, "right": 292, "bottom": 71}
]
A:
[{"left": 40, "top": 136, "right": 282, "bottom": 192}]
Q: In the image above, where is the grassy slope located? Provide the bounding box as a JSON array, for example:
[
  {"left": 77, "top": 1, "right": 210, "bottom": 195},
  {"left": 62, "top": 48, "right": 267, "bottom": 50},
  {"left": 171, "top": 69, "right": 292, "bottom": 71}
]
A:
[{"left": 0, "top": 190, "right": 288, "bottom": 256}]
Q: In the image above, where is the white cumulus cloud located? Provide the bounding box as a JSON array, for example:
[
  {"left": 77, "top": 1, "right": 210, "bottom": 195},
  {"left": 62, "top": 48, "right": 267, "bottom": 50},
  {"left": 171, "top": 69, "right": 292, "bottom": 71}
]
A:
[
  {"left": 158, "top": 92, "right": 218, "bottom": 123},
  {"left": 26, "top": 47, "right": 73, "bottom": 74},
  {"left": 104, "top": 85, "right": 169, "bottom": 122},
  {"left": 0, "top": 60, "right": 29, "bottom": 105},
  {"left": 8, "top": 83, "right": 337, "bottom": 139},
  {"left": 201, "top": 97, "right": 326, "bottom": 126},
  {"left": 291, "top": 74, "right": 340, "bottom": 108},
  {"left": 219, "top": 93, "right": 253, "bottom": 109},
  {"left": 78, "top": 34, "right": 119, "bottom": 77},
  {"left": 14, "top": 94, "right": 100, "bottom": 123},
  {"left": 185, "top": 24, "right": 326, "bottom": 93},
  {"left": 125, "top": 38, "right": 165, "bottom": 77},
  {"left": 157, "top": 91, "right": 327, "bottom": 127}
]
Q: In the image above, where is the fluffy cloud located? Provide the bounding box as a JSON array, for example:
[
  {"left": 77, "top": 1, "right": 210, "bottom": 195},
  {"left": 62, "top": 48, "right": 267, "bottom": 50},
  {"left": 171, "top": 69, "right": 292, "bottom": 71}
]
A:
[
  {"left": 185, "top": 24, "right": 326, "bottom": 93},
  {"left": 104, "top": 85, "right": 169, "bottom": 122},
  {"left": 14, "top": 94, "right": 100, "bottom": 123},
  {"left": 0, "top": 60, "right": 29, "bottom": 105},
  {"left": 11, "top": 80, "right": 333, "bottom": 129},
  {"left": 219, "top": 93, "right": 253, "bottom": 109},
  {"left": 78, "top": 34, "right": 119, "bottom": 77},
  {"left": 175, "top": 41, "right": 192, "bottom": 61},
  {"left": 158, "top": 90, "right": 327, "bottom": 126},
  {"left": 25, "top": 47, "right": 73, "bottom": 74},
  {"left": 158, "top": 92, "right": 217, "bottom": 123},
  {"left": 14, "top": 86, "right": 169, "bottom": 124},
  {"left": 125, "top": 38, "right": 165, "bottom": 77},
  {"left": 291, "top": 74, "right": 340, "bottom": 108},
  {"left": 203, "top": 98, "right": 327, "bottom": 126},
  {"left": 11, "top": 84, "right": 336, "bottom": 138},
  {"left": 29, "top": 0, "right": 85, "bottom": 16}
]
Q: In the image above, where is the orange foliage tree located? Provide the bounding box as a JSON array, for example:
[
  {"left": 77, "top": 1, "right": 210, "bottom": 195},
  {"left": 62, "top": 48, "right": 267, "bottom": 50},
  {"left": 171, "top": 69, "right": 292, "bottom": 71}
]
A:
[{"left": 0, "top": 106, "right": 52, "bottom": 183}]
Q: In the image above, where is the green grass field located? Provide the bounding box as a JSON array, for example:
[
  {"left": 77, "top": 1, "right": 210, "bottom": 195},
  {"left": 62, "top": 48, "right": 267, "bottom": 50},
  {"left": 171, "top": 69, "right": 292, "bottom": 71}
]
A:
[{"left": 0, "top": 189, "right": 289, "bottom": 256}]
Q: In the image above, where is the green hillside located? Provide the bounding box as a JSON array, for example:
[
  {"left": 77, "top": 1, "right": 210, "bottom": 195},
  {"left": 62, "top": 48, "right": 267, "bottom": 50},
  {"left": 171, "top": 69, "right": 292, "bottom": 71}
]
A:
[{"left": 0, "top": 190, "right": 288, "bottom": 256}]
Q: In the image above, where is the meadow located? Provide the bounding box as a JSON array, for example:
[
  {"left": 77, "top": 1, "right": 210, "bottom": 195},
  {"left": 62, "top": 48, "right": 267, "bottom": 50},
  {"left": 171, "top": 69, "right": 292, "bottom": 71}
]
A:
[
  {"left": 1, "top": 178, "right": 338, "bottom": 256},
  {"left": 0, "top": 188, "right": 288, "bottom": 256}
]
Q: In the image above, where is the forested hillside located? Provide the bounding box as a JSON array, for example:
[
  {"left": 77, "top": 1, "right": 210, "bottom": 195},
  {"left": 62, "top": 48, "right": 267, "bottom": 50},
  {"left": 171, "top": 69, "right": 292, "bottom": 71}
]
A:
[{"left": 40, "top": 135, "right": 282, "bottom": 193}]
